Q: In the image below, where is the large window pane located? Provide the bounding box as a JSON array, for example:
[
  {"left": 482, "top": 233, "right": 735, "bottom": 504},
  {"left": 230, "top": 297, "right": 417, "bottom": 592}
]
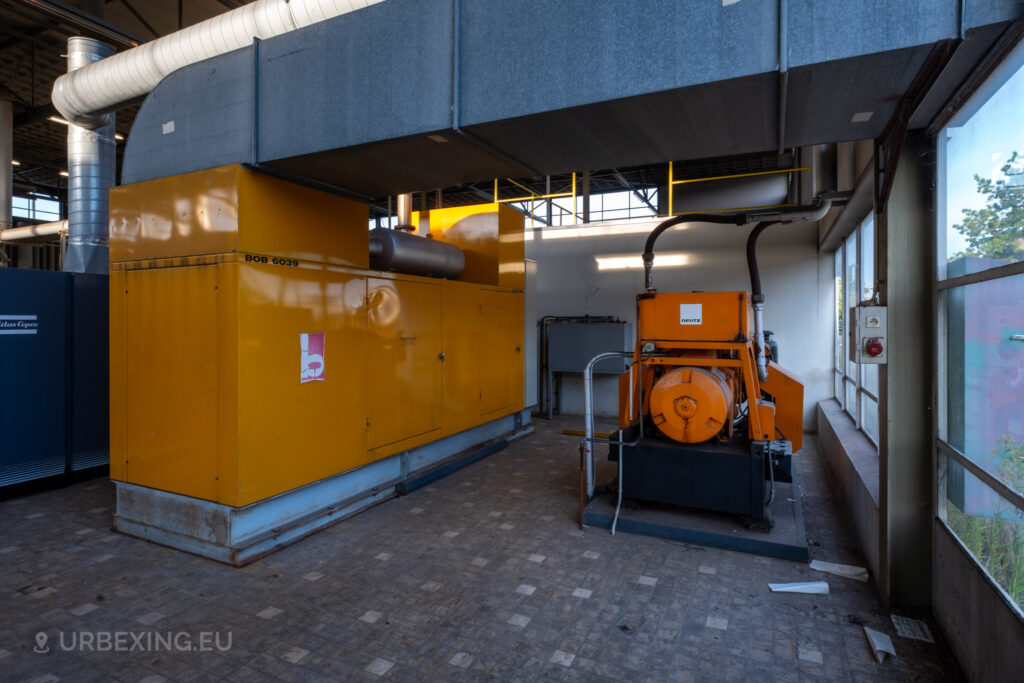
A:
[
  {"left": 861, "top": 395, "right": 879, "bottom": 443},
  {"left": 945, "top": 272, "right": 1024, "bottom": 493},
  {"left": 860, "top": 214, "right": 875, "bottom": 301},
  {"left": 863, "top": 364, "right": 879, "bottom": 397},
  {"left": 940, "top": 39, "right": 1024, "bottom": 277},
  {"left": 845, "top": 379, "right": 857, "bottom": 421},
  {"left": 943, "top": 453, "right": 1024, "bottom": 612},
  {"left": 845, "top": 233, "right": 858, "bottom": 379},
  {"left": 835, "top": 247, "right": 844, "bottom": 371}
]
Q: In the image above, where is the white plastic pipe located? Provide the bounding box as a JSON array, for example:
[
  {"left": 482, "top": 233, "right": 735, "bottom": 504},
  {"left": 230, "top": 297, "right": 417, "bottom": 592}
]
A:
[
  {"left": 0, "top": 220, "right": 68, "bottom": 242},
  {"left": 52, "top": 0, "right": 386, "bottom": 127}
]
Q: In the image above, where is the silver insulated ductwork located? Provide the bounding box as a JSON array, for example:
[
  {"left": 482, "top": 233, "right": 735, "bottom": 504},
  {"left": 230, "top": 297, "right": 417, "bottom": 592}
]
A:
[
  {"left": 51, "top": 0, "right": 386, "bottom": 127},
  {"left": 63, "top": 37, "right": 115, "bottom": 274}
]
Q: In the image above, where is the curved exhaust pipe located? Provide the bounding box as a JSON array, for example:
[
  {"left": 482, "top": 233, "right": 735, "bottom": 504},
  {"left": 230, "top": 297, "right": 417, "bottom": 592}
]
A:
[{"left": 640, "top": 197, "right": 832, "bottom": 381}]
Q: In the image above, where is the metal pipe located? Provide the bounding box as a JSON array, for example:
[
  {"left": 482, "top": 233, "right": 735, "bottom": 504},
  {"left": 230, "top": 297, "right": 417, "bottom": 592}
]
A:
[
  {"left": 0, "top": 220, "right": 68, "bottom": 242},
  {"left": 52, "top": 0, "right": 386, "bottom": 128},
  {"left": 63, "top": 37, "right": 115, "bottom": 274},
  {"left": 0, "top": 96, "right": 11, "bottom": 233},
  {"left": 582, "top": 351, "right": 634, "bottom": 499},
  {"left": 612, "top": 429, "right": 624, "bottom": 536},
  {"left": 642, "top": 199, "right": 832, "bottom": 292},
  {"left": 395, "top": 193, "right": 413, "bottom": 231},
  {"left": 746, "top": 220, "right": 779, "bottom": 381}
]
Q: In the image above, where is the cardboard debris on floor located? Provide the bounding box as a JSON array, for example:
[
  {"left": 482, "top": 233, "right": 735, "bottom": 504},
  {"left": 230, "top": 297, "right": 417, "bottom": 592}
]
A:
[
  {"left": 891, "top": 615, "right": 935, "bottom": 643},
  {"left": 768, "top": 580, "right": 829, "bottom": 594},
  {"left": 864, "top": 626, "right": 897, "bottom": 664},
  {"left": 809, "top": 559, "right": 869, "bottom": 582}
]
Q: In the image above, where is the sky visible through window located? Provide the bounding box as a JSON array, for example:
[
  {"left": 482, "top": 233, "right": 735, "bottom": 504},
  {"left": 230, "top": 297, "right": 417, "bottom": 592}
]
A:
[{"left": 943, "top": 42, "right": 1024, "bottom": 260}]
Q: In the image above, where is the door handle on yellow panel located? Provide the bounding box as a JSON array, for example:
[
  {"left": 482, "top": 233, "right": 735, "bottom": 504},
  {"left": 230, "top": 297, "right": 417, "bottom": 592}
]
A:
[
  {"left": 515, "top": 345, "right": 521, "bottom": 352},
  {"left": 439, "top": 352, "right": 446, "bottom": 361}
]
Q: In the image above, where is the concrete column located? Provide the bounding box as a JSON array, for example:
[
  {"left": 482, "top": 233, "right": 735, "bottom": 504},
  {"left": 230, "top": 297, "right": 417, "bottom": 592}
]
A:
[
  {"left": 877, "top": 130, "right": 934, "bottom": 607},
  {"left": 63, "top": 37, "right": 116, "bottom": 274},
  {"left": 0, "top": 96, "right": 12, "bottom": 233}
]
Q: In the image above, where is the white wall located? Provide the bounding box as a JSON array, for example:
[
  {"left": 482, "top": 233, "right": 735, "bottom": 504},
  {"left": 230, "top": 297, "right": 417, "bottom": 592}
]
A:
[{"left": 525, "top": 217, "right": 833, "bottom": 430}]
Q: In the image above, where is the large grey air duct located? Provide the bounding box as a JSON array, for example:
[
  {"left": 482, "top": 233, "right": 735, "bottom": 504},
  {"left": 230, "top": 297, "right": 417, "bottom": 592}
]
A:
[
  {"left": 51, "top": 0, "right": 386, "bottom": 127},
  {"left": 63, "top": 37, "right": 115, "bottom": 274}
]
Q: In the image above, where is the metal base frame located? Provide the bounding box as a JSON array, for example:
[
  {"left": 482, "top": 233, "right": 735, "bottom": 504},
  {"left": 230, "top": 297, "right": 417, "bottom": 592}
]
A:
[
  {"left": 113, "top": 410, "right": 531, "bottom": 566},
  {"left": 613, "top": 429, "right": 772, "bottom": 527}
]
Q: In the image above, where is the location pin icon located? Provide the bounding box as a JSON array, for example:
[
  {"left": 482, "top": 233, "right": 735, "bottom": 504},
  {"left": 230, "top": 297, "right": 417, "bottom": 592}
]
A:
[{"left": 34, "top": 631, "right": 49, "bottom": 653}]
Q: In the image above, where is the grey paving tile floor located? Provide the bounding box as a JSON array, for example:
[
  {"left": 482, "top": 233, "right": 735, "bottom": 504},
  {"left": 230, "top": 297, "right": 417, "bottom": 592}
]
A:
[{"left": 0, "top": 416, "right": 962, "bottom": 682}]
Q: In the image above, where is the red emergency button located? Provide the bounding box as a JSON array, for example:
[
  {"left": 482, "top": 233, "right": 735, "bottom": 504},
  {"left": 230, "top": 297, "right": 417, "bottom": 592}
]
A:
[{"left": 865, "top": 338, "right": 884, "bottom": 357}]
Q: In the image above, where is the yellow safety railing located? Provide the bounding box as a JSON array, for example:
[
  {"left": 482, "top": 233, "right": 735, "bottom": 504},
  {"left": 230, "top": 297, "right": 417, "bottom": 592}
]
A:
[
  {"left": 666, "top": 162, "right": 810, "bottom": 218},
  {"left": 494, "top": 173, "right": 577, "bottom": 224}
]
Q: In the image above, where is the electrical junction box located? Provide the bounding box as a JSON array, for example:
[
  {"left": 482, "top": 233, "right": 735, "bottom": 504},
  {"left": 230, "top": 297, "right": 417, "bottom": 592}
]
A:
[{"left": 849, "top": 305, "right": 887, "bottom": 364}]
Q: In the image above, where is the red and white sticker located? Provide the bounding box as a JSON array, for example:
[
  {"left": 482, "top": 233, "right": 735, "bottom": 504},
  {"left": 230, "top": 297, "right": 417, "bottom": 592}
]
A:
[{"left": 300, "top": 332, "right": 325, "bottom": 383}]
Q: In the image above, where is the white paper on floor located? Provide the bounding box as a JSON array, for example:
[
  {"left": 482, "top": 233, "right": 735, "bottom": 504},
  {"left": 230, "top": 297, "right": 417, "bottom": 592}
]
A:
[
  {"left": 768, "top": 581, "right": 829, "bottom": 594},
  {"left": 891, "top": 615, "right": 935, "bottom": 642},
  {"left": 863, "top": 626, "right": 897, "bottom": 664},
  {"left": 809, "top": 559, "right": 869, "bottom": 582}
]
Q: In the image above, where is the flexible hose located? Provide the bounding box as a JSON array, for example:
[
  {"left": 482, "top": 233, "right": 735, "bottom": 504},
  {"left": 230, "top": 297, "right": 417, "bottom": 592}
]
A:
[
  {"left": 642, "top": 213, "right": 748, "bottom": 291},
  {"left": 745, "top": 221, "right": 780, "bottom": 304}
]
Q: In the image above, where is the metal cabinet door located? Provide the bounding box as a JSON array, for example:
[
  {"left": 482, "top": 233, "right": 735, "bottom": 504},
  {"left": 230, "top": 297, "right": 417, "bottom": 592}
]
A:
[
  {"left": 441, "top": 286, "right": 481, "bottom": 433},
  {"left": 366, "top": 278, "right": 443, "bottom": 449},
  {"left": 479, "top": 289, "right": 523, "bottom": 415}
]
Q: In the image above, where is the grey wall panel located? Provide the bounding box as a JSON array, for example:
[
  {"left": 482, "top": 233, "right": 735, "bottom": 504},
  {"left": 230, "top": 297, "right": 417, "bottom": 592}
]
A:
[
  {"left": 458, "top": 0, "right": 778, "bottom": 127},
  {"left": 934, "top": 521, "right": 1024, "bottom": 682},
  {"left": 786, "top": 0, "right": 958, "bottom": 68},
  {"left": 257, "top": 0, "right": 454, "bottom": 161},
  {"left": 122, "top": 48, "right": 253, "bottom": 185}
]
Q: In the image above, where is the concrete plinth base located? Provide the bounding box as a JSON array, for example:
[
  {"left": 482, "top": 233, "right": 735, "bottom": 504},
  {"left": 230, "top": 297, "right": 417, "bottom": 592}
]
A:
[{"left": 114, "top": 410, "right": 531, "bottom": 565}]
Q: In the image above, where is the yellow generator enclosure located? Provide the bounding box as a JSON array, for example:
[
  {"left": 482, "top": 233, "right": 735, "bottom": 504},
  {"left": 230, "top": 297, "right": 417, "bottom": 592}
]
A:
[{"left": 109, "top": 165, "right": 525, "bottom": 512}]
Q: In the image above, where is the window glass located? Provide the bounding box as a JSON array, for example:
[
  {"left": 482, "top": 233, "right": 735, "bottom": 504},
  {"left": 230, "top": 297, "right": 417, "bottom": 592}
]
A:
[
  {"left": 941, "top": 40, "right": 1024, "bottom": 277},
  {"left": 860, "top": 214, "right": 875, "bottom": 302},
  {"left": 945, "top": 273, "right": 1024, "bottom": 492},
  {"left": 943, "top": 453, "right": 1024, "bottom": 612},
  {"left": 835, "top": 247, "right": 844, "bottom": 372},
  {"left": 845, "top": 379, "right": 857, "bottom": 420},
  {"left": 845, "top": 233, "right": 858, "bottom": 380},
  {"left": 861, "top": 396, "right": 879, "bottom": 444},
  {"left": 863, "top": 364, "right": 879, "bottom": 397}
]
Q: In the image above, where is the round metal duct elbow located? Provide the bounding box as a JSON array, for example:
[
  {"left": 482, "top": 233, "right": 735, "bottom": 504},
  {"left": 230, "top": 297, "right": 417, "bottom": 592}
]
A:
[
  {"left": 51, "top": 0, "right": 386, "bottom": 127},
  {"left": 368, "top": 228, "right": 465, "bottom": 280}
]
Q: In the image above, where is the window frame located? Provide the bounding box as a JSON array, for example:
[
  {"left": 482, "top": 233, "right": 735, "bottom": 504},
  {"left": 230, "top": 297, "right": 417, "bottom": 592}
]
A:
[
  {"left": 833, "top": 212, "right": 879, "bottom": 447},
  {"left": 933, "top": 33, "right": 1024, "bottom": 617}
]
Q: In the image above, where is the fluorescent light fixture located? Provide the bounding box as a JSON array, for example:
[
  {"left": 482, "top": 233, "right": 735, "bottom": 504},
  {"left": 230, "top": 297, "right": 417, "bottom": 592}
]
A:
[
  {"left": 11, "top": 160, "right": 20, "bottom": 166},
  {"left": 427, "top": 134, "right": 448, "bottom": 143},
  {"left": 59, "top": 171, "right": 69, "bottom": 177},
  {"left": 595, "top": 252, "right": 689, "bottom": 270},
  {"left": 50, "top": 114, "right": 124, "bottom": 141},
  {"left": 851, "top": 111, "right": 873, "bottom": 123}
]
